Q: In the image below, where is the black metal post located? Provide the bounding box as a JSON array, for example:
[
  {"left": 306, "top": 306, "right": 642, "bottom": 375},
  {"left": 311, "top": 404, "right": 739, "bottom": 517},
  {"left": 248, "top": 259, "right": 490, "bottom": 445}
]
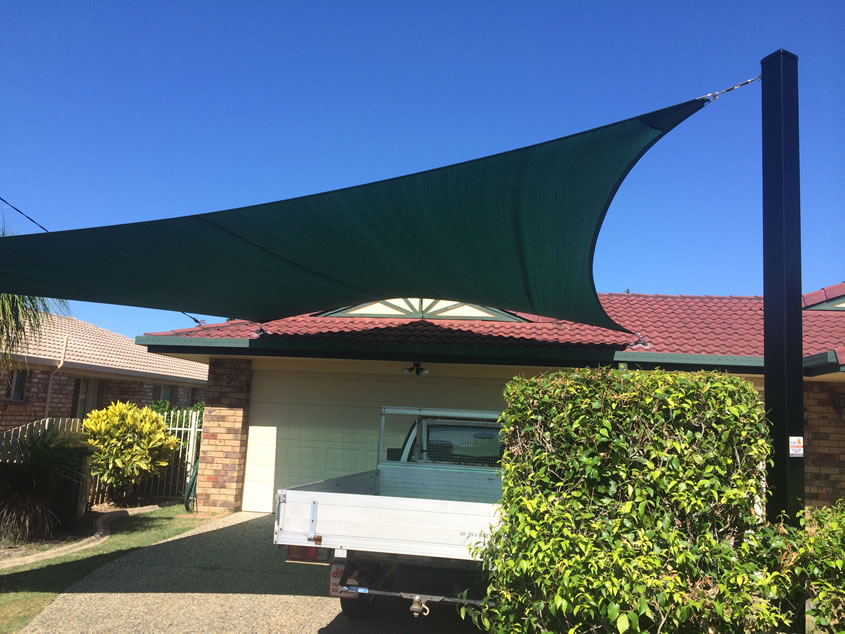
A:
[{"left": 762, "top": 49, "right": 804, "bottom": 632}]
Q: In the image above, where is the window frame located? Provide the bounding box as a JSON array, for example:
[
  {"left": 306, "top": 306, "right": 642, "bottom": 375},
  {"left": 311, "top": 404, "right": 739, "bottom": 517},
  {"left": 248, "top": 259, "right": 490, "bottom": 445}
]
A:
[{"left": 5, "top": 369, "right": 28, "bottom": 403}]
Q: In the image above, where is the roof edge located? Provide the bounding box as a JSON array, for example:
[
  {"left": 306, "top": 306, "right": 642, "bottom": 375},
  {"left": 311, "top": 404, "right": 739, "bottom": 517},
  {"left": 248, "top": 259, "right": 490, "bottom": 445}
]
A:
[
  {"left": 140, "top": 338, "right": 772, "bottom": 373},
  {"left": 135, "top": 335, "right": 253, "bottom": 348},
  {"left": 5, "top": 354, "right": 207, "bottom": 385},
  {"left": 803, "top": 281, "right": 845, "bottom": 310},
  {"left": 802, "top": 350, "right": 845, "bottom": 377}
]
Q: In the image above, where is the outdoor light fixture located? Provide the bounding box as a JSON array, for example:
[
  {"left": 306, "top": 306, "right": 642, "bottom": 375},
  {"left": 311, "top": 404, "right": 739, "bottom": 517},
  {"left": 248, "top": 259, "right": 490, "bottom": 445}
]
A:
[{"left": 403, "top": 362, "right": 429, "bottom": 376}]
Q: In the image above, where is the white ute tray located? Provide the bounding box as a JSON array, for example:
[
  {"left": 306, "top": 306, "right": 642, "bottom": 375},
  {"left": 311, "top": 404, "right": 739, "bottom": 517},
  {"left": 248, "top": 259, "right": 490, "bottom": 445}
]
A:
[{"left": 274, "top": 479, "right": 498, "bottom": 560}]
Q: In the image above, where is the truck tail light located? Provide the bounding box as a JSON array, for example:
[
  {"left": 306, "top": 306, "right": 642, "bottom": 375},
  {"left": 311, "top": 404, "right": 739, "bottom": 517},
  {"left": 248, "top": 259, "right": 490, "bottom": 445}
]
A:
[{"left": 286, "top": 545, "right": 333, "bottom": 565}]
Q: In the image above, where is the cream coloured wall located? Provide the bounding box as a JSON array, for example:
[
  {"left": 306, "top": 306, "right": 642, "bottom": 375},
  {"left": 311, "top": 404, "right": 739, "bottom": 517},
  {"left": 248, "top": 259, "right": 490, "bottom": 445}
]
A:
[{"left": 241, "top": 359, "right": 551, "bottom": 512}]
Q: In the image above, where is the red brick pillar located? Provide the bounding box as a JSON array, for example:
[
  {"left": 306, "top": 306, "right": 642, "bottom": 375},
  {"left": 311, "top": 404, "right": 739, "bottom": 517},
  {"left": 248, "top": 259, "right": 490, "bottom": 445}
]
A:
[{"left": 196, "top": 358, "right": 252, "bottom": 511}]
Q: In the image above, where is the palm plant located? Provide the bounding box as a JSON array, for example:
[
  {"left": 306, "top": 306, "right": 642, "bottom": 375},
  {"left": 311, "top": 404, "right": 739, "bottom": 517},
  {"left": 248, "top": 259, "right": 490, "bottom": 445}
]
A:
[{"left": 0, "top": 428, "right": 83, "bottom": 541}]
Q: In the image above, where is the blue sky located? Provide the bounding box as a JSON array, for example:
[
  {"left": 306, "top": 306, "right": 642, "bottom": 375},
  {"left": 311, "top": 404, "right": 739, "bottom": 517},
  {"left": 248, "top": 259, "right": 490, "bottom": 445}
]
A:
[{"left": 2, "top": 2, "right": 843, "bottom": 338}]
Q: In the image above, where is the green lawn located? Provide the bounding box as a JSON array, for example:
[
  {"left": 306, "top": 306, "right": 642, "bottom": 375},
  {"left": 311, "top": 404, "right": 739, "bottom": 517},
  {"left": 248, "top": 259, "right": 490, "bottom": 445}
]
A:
[{"left": 0, "top": 505, "right": 218, "bottom": 633}]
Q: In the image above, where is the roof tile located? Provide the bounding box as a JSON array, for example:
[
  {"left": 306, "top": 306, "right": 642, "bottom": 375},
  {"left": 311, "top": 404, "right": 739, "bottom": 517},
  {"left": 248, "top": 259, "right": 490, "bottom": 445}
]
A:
[
  {"left": 803, "top": 281, "right": 845, "bottom": 308},
  {"left": 145, "top": 293, "right": 845, "bottom": 360},
  {"left": 17, "top": 315, "right": 207, "bottom": 382}
]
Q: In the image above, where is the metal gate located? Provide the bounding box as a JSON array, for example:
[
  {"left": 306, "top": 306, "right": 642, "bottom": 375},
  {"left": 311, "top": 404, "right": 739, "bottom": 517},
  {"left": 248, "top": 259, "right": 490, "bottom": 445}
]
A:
[{"left": 138, "top": 408, "right": 203, "bottom": 500}]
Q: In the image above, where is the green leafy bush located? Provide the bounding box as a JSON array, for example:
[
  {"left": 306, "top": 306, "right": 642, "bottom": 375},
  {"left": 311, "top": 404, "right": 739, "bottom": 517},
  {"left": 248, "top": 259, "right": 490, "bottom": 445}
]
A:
[
  {"left": 147, "top": 400, "right": 172, "bottom": 415},
  {"left": 84, "top": 401, "right": 179, "bottom": 503},
  {"left": 0, "top": 429, "right": 82, "bottom": 541},
  {"left": 148, "top": 399, "right": 204, "bottom": 424},
  {"left": 471, "top": 368, "right": 795, "bottom": 633},
  {"left": 801, "top": 501, "right": 845, "bottom": 630},
  {"left": 768, "top": 501, "right": 845, "bottom": 631}
]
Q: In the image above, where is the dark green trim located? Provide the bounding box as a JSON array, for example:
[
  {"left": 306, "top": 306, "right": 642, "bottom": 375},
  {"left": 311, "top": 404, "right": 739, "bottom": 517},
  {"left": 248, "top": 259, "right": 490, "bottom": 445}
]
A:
[
  {"left": 135, "top": 335, "right": 251, "bottom": 348},
  {"left": 139, "top": 335, "right": 771, "bottom": 374},
  {"left": 139, "top": 335, "right": 843, "bottom": 377},
  {"left": 139, "top": 335, "right": 845, "bottom": 378},
  {"left": 802, "top": 350, "right": 845, "bottom": 377},
  {"left": 613, "top": 351, "right": 764, "bottom": 367}
]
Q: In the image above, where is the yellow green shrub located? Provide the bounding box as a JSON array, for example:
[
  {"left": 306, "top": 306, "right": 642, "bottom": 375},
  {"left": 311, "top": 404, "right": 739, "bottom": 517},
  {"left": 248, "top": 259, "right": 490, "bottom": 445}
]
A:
[{"left": 84, "top": 401, "right": 179, "bottom": 501}]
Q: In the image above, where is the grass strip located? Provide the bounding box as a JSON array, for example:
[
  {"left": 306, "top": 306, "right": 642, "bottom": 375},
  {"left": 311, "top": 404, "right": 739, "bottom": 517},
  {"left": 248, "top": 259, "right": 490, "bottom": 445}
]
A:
[{"left": 0, "top": 504, "right": 217, "bottom": 633}]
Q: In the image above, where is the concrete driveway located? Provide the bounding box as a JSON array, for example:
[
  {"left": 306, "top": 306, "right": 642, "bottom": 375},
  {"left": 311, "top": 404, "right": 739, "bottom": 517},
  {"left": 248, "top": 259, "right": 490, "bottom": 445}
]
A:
[{"left": 22, "top": 512, "right": 481, "bottom": 633}]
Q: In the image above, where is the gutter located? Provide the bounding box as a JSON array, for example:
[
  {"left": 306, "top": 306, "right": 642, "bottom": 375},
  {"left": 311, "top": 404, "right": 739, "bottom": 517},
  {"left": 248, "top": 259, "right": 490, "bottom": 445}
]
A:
[
  {"left": 139, "top": 336, "right": 845, "bottom": 378},
  {"left": 802, "top": 350, "right": 845, "bottom": 377},
  {"left": 44, "top": 335, "right": 69, "bottom": 417}
]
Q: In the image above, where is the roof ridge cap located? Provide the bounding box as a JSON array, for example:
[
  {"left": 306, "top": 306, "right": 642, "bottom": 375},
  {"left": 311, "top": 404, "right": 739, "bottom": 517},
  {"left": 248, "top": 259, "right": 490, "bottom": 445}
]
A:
[{"left": 601, "top": 292, "right": 763, "bottom": 300}]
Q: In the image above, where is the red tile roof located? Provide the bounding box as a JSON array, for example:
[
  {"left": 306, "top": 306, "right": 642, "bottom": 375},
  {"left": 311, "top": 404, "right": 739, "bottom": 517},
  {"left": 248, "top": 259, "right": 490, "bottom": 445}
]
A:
[
  {"left": 145, "top": 293, "right": 845, "bottom": 360},
  {"left": 803, "top": 282, "right": 845, "bottom": 309}
]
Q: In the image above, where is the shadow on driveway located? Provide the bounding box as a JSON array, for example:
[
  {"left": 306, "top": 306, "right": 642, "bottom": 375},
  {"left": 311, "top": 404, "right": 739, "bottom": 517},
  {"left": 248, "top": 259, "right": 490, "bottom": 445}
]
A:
[{"left": 16, "top": 513, "right": 480, "bottom": 633}]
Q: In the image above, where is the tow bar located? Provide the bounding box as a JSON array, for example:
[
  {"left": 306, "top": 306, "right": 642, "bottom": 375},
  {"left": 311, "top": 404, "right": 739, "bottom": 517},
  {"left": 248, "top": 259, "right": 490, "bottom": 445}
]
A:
[{"left": 339, "top": 585, "right": 486, "bottom": 617}]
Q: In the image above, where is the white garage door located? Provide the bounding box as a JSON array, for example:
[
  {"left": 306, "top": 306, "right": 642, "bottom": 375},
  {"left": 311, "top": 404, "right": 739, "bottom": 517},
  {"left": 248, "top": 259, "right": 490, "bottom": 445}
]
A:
[{"left": 241, "top": 363, "right": 508, "bottom": 512}]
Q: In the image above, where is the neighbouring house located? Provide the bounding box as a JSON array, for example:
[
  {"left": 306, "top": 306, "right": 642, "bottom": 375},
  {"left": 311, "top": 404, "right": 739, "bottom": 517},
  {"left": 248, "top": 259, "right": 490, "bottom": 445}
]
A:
[
  {"left": 1, "top": 315, "right": 208, "bottom": 431},
  {"left": 137, "top": 283, "right": 845, "bottom": 513}
]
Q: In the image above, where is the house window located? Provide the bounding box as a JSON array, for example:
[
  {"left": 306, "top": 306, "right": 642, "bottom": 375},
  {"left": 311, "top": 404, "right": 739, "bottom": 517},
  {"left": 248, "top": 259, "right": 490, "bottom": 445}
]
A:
[
  {"left": 73, "top": 378, "right": 102, "bottom": 418},
  {"left": 189, "top": 387, "right": 201, "bottom": 406},
  {"left": 5, "top": 370, "right": 28, "bottom": 403},
  {"left": 152, "top": 384, "right": 174, "bottom": 403}
]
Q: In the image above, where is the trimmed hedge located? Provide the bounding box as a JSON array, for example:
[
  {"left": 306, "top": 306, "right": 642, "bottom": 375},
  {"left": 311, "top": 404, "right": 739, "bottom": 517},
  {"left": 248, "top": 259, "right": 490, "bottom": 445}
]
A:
[{"left": 472, "top": 368, "right": 797, "bottom": 633}]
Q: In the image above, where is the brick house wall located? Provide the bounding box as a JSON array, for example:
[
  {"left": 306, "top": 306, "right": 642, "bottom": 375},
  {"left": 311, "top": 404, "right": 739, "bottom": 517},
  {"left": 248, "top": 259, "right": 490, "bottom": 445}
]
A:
[
  {"left": 99, "top": 381, "right": 205, "bottom": 409},
  {"left": 804, "top": 381, "right": 845, "bottom": 507},
  {"left": 100, "top": 379, "right": 154, "bottom": 408},
  {"left": 0, "top": 366, "right": 77, "bottom": 430},
  {"left": 1, "top": 365, "right": 207, "bottom": 432},
  {"left": 195, "top": 358, "right": 251, "bottom": 511}
]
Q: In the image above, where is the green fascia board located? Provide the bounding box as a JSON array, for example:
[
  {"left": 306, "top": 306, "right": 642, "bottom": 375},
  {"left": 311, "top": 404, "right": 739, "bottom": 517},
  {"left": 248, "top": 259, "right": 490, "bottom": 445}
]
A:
[
  {"left": 802, "top": 350, "right": 845, "bottom": 376},
  {"left": 139, "top": 335, "right": 771, "bottom": 372},
  {"left": 613, "top": 351, "right": 764, "bottom": 368},
  {"left": 135, "top": 335, "right": 252, "bottom": 348},
  {"left": 140, "top": 336, "right": 844, "bottom": 376}
]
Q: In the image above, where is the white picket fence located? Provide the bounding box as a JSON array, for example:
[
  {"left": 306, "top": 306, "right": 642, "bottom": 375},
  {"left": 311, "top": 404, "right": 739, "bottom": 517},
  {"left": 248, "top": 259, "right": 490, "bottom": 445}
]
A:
[
  {"left": 0, "top": 410, "right": 202, "bottom": 502},
  {"left": 0, "top": 417, "right": 83, "bottom": 444}
]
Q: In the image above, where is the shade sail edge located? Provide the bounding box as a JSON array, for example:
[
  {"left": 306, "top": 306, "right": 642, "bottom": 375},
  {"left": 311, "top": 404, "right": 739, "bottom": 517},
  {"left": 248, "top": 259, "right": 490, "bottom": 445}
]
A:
[{"left": 0, "top": 98, "right": 707, "bottom": 332}]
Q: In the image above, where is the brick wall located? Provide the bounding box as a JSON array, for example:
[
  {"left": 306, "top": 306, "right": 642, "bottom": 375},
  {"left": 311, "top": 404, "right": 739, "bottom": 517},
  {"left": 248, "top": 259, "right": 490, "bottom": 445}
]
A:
[
  {"left": 171, "top": 385, "right": 205, "bottom": 407},
  {"left": 195, "top": 358, "right": 251, "bottom": 511},
  {"left": 91, "top": 380, "right": 203, "bottom": 409},
  {"left": 100, "top": 379, "right": 154, "bottom": 408},
  {"left": 804, "top": 381, "right": 845, "bottom": 507},
  {"left": 0, "top": 365, "right": 77, "bottom": 431},
  {"left": 1, "top": 366, "right": 207, "bottom": 432}
]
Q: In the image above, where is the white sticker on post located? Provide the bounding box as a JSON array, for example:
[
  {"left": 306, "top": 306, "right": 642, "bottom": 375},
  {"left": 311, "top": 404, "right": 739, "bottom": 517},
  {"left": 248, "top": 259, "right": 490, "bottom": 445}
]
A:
[{"left": 789, "top": 436, "right": 804, "bottom": 457}]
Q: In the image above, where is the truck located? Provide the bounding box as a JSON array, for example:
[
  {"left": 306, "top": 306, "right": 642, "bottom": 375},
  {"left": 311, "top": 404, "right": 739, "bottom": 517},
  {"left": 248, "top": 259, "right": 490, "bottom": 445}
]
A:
[{"left": 273, "top": 406, "right": 502, "bottom": 618}]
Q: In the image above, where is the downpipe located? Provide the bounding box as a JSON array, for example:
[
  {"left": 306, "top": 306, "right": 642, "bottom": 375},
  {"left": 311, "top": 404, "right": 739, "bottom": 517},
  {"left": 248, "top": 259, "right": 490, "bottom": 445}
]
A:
[{"left": 44, "top": 335, "right": 69, "bottom": 417}]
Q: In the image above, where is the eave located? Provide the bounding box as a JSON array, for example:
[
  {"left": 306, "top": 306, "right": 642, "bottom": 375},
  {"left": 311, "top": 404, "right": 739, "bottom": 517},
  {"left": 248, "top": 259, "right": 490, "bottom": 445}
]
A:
[{"left": 137, "top": 335, "right": 772, "bottom": 374}]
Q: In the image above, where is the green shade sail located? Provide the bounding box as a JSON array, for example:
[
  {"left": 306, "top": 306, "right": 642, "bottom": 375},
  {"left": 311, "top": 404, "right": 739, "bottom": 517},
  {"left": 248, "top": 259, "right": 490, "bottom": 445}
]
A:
[{"left": 0, "top": 99, "right": 705, "bottom": 331}]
